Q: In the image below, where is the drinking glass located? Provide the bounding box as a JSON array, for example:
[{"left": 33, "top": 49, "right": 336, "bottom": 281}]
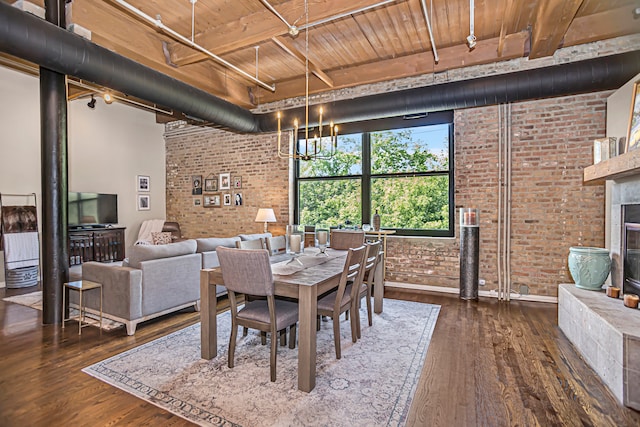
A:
[{"left": 362, "top": 224, "right": 372, "bottom": 232}]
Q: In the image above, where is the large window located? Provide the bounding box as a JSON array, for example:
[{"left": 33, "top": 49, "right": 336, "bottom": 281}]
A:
[{"left": 295, "top": 112, "right": 454, "bottom": 237}]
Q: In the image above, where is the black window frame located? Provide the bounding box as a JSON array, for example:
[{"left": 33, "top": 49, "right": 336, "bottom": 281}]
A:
[{"left": 294, "top": 111, "right": 455, "bottom": 237}]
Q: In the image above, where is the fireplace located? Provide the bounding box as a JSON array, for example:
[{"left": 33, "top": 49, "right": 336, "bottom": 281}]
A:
[{"left": 622, "top": 205, "right": 640, "bottom": 295}]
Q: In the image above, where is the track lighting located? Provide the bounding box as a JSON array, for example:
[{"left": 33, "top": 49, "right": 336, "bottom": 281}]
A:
[
  {"left": 87, "top": 95, "right": 96, "bottom": 109},
  {"left": 103, "top": 93, "right": 113, "bottom": 104}
]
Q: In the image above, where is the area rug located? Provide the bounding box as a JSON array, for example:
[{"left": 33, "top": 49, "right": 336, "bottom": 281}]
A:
[
  {"left": 83, "top": 299, "right": 440, "bottom": 426},
  {"left": 3, "top": 291, "right": 124, "bottom": 331}
]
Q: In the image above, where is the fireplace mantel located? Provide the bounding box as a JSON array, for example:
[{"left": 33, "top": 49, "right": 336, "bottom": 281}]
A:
[{"left": 584, "top": 149, "right": 640, "bottom": 183}]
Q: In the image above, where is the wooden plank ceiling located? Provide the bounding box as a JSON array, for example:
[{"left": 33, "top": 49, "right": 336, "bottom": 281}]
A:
[{"left": 3, "top": 0, "right": 639, "bottom": 111}]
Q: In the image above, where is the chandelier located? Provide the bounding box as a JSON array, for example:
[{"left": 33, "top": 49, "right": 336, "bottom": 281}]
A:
[{"left": 276, "top": 0, "right": 338, "bottom": 161}]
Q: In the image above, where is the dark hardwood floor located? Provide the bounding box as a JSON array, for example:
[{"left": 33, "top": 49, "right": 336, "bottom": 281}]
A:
[{"left": 0, "top": 284, "right": 638, "bottom": 426}]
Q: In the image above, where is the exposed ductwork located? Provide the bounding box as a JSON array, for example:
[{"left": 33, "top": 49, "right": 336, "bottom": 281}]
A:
[
  {"left": 1, "top": 2, "right": 640, "bottom": 135},
  {"left": 262, "top": 51, "right": 640, "bottom": 131}
]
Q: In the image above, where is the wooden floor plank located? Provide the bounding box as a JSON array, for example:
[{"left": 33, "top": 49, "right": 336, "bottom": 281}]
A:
[{"left": 0, "top": 286, "right": 639, "bottom": 426}]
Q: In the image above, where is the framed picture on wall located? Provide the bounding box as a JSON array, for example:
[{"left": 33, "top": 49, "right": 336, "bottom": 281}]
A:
[
  {"left": 626, "top": 81, "right": 640, "bottom": 152},
  {"left": 204, "top": 193, "right": 221, "bottom": 208},
  {"left": 220, "top": 173, "right": 230, "bottom": 190},
  {"left": 234, "top": 176, "right": 242, "bottom": 189},
  {"left": 137, "top": 175, "right": 150, "bottom": 192},
  {"left": 137, "top": 194, "right": 150, "bottom": 211},
  {"left": 204, "top": 178, "right": 217, "bottom": 192},
  {"left": 192, "top": 175, "right": 203, "bottom": 195},
  {"left": 234, "top": 193, "right": 243, "bottom": 206},
  {"left": 193, "top": 197, "right": 202, "bottom": 207},
  {"left": 223, "top": 193, "right": 231, "bottom": 206}
]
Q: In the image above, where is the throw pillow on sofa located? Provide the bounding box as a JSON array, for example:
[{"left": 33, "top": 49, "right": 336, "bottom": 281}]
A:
[
  {"left": 151, "top": 231, "right": 173, "bottom": 245},
  {"left": 128, "top": 239, "right": 197, "bottom": 268}
]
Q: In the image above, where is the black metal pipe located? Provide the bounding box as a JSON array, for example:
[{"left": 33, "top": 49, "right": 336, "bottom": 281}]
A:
[{"left": 40, "top": 0, "right": 68, "bottom": 325}]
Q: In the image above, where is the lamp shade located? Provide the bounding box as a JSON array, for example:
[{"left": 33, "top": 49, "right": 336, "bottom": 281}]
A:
[{"left": 255, "top": 208, "right": 277, "bottom": 223}]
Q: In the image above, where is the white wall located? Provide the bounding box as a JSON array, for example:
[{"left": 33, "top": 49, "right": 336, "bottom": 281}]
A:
[
  {"left": 607, "top": 73, "right": 640, "bottom": 138},
  {"left": 67, "top": 91, "right": 167, "bottom": 248},
  {"left": 0, "top": 66, "right": 166, "bottom": 285}
]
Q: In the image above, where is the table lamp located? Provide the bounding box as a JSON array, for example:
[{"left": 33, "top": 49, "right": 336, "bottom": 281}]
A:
[{"left": 255, "top": 208, "right": 277, "bottom": 233}]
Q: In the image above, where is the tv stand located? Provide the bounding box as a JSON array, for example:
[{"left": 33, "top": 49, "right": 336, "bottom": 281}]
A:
[{"left": 69, "top": 227, "right": 126, "bottom": 266}]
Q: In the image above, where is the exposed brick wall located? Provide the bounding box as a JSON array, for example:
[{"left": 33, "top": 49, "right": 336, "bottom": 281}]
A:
[
  {"left": 165, "top": 91, "right": 608, "bottom": 297},
  {"left": 164, "top": 34, "right": 634, "bottom": 296},
  {"left": 385, "top": 92, "right": 609, "bottom": 297},
  {"left": 165, "top": 127, "right": 289, "bottom": 238}
]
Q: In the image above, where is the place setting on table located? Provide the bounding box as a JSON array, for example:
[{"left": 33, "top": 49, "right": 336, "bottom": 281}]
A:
[{"left": 269, "top": 225, "right": 344, "bottom": 276}]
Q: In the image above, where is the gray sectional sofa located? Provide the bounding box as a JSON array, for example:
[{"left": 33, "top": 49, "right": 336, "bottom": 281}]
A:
[
  {"left": 77, "top": 232, "right": 272, "bottom": 335},
  {"left": 196, "top": 232, "right": 272, "bottom": 269}
]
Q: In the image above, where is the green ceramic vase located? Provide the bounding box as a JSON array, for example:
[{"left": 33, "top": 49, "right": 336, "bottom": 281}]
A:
[{"left": 568, "top": 247, "right": 611, "bottom": 290}]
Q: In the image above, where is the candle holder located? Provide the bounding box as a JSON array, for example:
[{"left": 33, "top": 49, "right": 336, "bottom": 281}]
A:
[
  {"left": 606, "top": 286, "right": 621, "bottom": 298},
  {"left": 460, "top": 207, "right": 479, "bottom": 227},
  {"left": 624, "top": 293, "right": 639, "bottom": 309},
  {"left": 315, "top": 226, "right": 330, "bottom": 256},
  {"left": 286, "top": 224, "right": 304, "bottom": 265}
]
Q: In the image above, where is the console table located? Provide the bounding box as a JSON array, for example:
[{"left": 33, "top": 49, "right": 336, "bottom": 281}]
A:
[{"left": 69, "top": 227, "right": 126, "bottom": 265}]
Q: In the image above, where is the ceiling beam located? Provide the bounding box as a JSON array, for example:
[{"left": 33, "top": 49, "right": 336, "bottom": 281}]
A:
[
  {"left": 254, "top": 31, "right": 528, "bottom": 104},
  {"left": 497, "top": 0, "right": 519, "bottom": 57},
  {"left": 68, "top": 0, "right": 254, "bottom": 107},
  {"left": 271, "top": 36, "right": 334, "bottom": 88},
  {"left": 562, "top": 5, "right": 640, "bottom": 47},
  {"left": 166, "top": 0, "right": 397, "bottom": 67},
  {"left": 529, "top": 0, "right": 584, "bottom": 60},
  {"left": 67, "top": 86, "right": 94, "bottom": 101}
]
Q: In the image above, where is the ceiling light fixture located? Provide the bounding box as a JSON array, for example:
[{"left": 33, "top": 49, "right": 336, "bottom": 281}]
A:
[
  {"left": 466, "top": 0, "right": 476, "bottom": 50},
  {"left": 69, "top": 80, "right": 173, "bottom": 115},
  {"left": 87, "top": 95, "right": 96, "bottom": 109},
  {"left": 276, "top": 0, "right": 338, "bottom": 161}
]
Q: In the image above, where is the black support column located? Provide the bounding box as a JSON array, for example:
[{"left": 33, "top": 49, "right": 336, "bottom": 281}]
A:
[{"left": 40, "top": 0, "right": 68, "bottom": 324}]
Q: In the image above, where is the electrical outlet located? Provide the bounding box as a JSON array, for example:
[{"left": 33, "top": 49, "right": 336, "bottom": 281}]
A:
[{"left": 479, "top": 279, "right": 486, "bottom": 286}]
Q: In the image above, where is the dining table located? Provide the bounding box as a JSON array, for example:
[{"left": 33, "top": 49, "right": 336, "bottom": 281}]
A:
[{"left": 199, "top": 246, "right": 384, "bottom": 392}]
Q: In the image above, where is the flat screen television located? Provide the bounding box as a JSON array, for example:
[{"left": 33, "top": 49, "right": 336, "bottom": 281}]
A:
[{"left": 68, "top": 192, "right": 118, "bottom": 228}]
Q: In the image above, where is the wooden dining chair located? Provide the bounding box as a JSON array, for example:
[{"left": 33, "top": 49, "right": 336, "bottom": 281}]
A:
[
  {"left": 317, "top": 245, "right": 367, "bottom": 359},
  {"left": 330, "top": 230, "right": 365, "bottom": 250},
  {"left": 216, "top": 246, "right": 299, "bottom": 382},
  {"left": 354, "top": 240, "right": 382, "bottom": 338},
  {"left": 266, "top": 235, "right": 286, "bottom": 255},
  {"left": 236, "top": 238, "right": 264, "bottom": 250},
  {"left": 241, "top": 236, "right": 290, "bottom": 340}
]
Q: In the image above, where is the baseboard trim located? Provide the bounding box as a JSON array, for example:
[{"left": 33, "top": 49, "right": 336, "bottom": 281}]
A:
[{"left": 385, "top": 281, "right": 558, "bottom": 304}]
